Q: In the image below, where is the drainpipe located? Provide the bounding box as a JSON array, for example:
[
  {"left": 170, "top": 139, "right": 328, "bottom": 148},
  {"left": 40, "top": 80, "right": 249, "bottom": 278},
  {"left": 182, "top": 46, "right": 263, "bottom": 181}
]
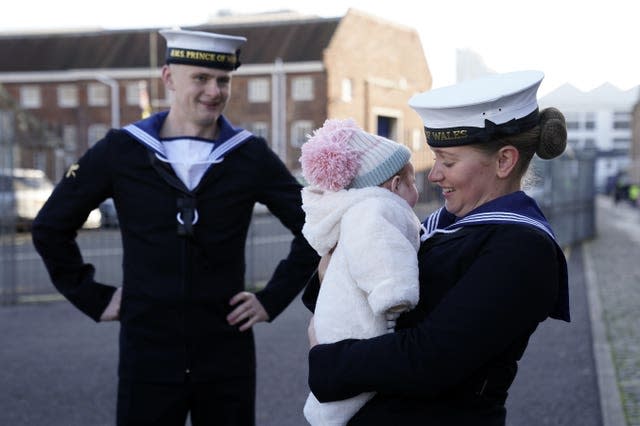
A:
[{"left": 271, "top": 58, "right": 286, "bottom": 161}]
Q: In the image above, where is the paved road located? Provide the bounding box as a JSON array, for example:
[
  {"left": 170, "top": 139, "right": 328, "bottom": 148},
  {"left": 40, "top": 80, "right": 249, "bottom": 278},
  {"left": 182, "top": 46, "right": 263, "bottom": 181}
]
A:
[
  {"left": 585, "top": 197, "right": 640, "bottom": 426},
  {"left": 1, "top": 196, "right": 636, "bottom": 425}
]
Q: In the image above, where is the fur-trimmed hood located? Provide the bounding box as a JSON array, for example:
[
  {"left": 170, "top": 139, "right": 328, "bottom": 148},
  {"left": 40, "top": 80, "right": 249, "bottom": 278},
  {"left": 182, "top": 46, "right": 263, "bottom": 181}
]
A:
[{"left": 301, "top": 186, "right": 419, "bottom": 256}]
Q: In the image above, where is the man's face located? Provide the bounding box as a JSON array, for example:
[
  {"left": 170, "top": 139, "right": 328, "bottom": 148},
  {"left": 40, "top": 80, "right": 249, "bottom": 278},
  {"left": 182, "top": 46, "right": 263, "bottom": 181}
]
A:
[{"left": 163, "top": 64, "right": 232, "bottom": 129}]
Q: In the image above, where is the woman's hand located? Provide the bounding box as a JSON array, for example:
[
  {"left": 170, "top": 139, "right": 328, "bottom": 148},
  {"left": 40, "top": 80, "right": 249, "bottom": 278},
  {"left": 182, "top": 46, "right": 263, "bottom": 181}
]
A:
[{"left": 308, "top": 315, "right": 318, "bottom": 348}]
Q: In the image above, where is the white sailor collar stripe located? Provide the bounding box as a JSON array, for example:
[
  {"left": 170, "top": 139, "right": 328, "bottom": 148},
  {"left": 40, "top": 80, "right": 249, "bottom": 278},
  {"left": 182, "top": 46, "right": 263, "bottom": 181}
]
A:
[
  {"left": 123, "top": 124, "right": 253, "bottom": 163},
  {"left": 124, "top": 123, "right": 167, "bottom": 158},
  {"left": 420, "top": 207, "right": 556, "bottom": 242}
]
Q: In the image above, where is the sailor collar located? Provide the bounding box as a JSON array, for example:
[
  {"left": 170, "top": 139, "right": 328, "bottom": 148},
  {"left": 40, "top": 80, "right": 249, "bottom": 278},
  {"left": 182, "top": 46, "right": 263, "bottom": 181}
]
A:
[
  {"left": 421, "top": 191, "right": 570, "bottom": 322},
  {"left": 422, "top": 191, "right": 555, "bottom": 241},
  {"left": 123, "top": 111, "right": 253, "bottom": 163}
]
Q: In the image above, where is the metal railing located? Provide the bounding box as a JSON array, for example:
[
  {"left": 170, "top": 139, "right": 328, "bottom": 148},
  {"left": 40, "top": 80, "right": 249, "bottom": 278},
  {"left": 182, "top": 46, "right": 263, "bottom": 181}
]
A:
[
  {"left": 0, "top": 108, "right": 597, "bottom": 305},
  {"left": 529, "top": 152, "right": 597, "bottom": 248}
]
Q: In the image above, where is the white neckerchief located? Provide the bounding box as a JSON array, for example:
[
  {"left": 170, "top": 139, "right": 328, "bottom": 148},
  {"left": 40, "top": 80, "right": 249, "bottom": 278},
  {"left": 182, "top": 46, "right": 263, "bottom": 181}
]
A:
[
  {"left": 162, "top": 139, "right": 218, "bottom": 191},
  {"left": 123, "top": 123, "right": 252, "bottom": 191}
]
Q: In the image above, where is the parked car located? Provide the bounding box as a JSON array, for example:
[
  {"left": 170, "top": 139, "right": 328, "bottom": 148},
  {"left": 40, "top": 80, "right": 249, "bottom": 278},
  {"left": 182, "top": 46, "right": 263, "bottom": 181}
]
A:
[
  {"left": 0, "top": 168, "right": 101, "bottom": 231},
  {"left": 99, "top": 198, "right": 119, "bottom": 228},
  {"left": 82, "top": 207, "right": 103, "bottom": 230},
  {"left": 0, "top": 168, "right": 54, "bottom": 231}
]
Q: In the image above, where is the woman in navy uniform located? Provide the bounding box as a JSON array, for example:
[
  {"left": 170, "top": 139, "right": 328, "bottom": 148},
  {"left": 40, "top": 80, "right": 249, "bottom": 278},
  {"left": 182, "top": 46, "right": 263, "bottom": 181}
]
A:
[
  {"left": 32, "top": 29, "right": 318, "bottom": 426},
  {"left": 304, "top": 70, "right": 570, "bottom": 425}
]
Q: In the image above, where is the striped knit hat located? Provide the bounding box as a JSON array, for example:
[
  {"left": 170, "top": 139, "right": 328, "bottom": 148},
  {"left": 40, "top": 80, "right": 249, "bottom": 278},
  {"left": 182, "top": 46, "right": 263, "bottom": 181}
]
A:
[{"left": 300, "top": 118, "right": 411, "bottom": 191}]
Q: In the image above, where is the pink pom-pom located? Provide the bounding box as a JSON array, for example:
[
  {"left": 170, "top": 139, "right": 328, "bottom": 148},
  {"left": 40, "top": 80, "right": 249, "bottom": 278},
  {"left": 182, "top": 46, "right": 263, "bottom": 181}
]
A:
[{"left": 300, "top": 119, "right": 362, "bottom": 191}]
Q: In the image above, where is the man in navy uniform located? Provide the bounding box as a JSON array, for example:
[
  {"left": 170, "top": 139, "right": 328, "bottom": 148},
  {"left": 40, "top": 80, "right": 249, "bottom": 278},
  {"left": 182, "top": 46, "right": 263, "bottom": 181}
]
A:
[{"left": 32, "top": 28, "right": 318, "bottom": 426}]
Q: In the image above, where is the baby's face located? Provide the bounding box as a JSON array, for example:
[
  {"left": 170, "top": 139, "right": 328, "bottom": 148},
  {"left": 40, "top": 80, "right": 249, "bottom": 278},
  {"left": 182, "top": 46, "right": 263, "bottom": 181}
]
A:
[
  {"left": 380, "top": 162, "right": 419, "bottom": 207},
  {"left": 394, "top": 162, "right": 419, "bottom": 207}
]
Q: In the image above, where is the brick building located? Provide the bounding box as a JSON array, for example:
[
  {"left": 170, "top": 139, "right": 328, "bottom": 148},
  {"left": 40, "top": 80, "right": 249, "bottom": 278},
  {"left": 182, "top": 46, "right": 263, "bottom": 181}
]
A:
[{"left": 0, "top": 9, "right": 432, "bottom": 188}]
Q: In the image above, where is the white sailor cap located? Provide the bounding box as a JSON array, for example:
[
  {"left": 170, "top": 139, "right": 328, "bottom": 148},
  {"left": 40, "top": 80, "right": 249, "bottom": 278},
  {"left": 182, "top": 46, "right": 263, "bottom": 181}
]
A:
[
  {"left": 409, "top": 70, "right": 544, "bottom": 147},
  {"left": 159, "top": 28, "right": 247, "bottom": 70}
]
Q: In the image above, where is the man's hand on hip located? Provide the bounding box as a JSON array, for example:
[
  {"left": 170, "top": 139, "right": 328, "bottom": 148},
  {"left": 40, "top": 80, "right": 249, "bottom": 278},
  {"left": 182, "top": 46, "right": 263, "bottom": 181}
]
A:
[{"left": 227, "top": 291, "right": 270, "bottom": 331}]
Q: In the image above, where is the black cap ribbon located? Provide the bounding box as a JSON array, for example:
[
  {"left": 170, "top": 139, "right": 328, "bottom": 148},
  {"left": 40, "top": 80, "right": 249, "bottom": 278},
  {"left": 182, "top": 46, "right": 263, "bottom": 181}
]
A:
[{"left": 424, "top": 109, "right": 540, "bottom": 147}]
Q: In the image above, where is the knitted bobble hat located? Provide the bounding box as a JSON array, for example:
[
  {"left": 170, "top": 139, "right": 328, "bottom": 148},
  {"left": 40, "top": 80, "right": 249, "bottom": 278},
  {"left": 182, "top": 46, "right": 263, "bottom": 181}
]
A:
[{"left": 300, "top": 118, "right": 411, "bottom": 191}]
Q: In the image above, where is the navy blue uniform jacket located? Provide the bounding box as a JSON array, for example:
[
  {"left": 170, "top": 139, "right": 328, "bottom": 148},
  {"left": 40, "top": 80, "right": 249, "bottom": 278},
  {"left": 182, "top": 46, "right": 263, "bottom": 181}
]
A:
[{"left": 32, "top": 121, "right": 318, "bottom": 383}]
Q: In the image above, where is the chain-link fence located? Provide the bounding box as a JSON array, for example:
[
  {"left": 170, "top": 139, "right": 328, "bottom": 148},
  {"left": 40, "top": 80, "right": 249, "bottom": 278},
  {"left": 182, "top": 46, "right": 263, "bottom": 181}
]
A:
[
  {"left": 0, "top": 210, "right": 299, "bottom": 305},
  {"left": 0, "top": 109, "right": 597, "bottom": 305},
  {"left": 528, "top": 151, "right": 597, "bottom": 248},
  {"left": 1, "top": 110, "right": 17, "bottom": 305}
]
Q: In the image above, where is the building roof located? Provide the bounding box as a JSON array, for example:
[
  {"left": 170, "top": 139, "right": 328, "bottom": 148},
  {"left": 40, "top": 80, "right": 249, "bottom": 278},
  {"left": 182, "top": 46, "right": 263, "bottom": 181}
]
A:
[
  {"left": 540, "top": 82, "right": 640, "bottom": 110},
  {"left": 0, "top": 15, "right": 340, "bottom": 72},
  {"left": 192, "top": 17, "right": 340, "bottom": 64}
]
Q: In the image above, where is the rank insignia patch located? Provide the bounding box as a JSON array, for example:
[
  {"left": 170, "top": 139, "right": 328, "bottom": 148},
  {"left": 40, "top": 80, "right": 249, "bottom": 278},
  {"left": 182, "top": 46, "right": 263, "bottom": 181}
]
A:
[{"left": 66, "top": 163, "right": 79, "bottom": 178}]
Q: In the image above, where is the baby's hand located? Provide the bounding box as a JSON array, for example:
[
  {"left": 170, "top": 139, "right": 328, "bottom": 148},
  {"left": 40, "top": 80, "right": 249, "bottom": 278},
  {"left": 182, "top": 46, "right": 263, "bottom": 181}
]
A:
[{"left": 384, "top": 305, "right": 408, "bottom": 333}]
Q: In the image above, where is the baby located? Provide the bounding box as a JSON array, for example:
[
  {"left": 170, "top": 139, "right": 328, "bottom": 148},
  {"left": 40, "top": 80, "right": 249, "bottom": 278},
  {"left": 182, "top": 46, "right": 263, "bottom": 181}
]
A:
[{"left": 300, "top": 118, "right": 421, "bottom": 425}]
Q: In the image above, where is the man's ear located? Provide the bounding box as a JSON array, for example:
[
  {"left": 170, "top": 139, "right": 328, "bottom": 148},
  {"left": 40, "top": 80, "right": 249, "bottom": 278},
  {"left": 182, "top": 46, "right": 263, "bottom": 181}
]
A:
[
  {"left": 161, "top": 65, "right": 174, "bottom": 89},
  {"left": 496, "top": 146, "right": 519, "bottom": 178}
]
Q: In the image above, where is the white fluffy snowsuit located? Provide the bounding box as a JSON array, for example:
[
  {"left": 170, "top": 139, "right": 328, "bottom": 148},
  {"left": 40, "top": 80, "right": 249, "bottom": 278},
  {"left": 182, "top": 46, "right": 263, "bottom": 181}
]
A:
[{"left": 302, "top": 185, "right": 421, "bottom": 426}]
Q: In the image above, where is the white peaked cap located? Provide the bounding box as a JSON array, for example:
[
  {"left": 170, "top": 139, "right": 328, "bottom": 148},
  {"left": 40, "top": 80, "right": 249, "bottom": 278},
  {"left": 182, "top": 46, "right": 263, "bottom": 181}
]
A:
[
  {"left": 409, "top": 70, "right": 544, "bottom": 147},
  {"left": 160, "top": 28, "right": 247, "bottom": 70}
]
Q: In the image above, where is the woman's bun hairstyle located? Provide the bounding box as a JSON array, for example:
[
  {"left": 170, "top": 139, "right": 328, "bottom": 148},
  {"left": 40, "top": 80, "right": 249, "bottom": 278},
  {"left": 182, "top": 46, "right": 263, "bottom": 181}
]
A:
[{"left": 537, "top": 107, "right": 567, "bottom": 159}]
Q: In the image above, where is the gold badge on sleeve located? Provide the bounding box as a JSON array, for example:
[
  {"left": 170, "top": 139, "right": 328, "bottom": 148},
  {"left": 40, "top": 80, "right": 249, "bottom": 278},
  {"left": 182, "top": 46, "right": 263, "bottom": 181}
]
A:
[{"left": 65, "top": 163, "right": 79, "bottom": 178}]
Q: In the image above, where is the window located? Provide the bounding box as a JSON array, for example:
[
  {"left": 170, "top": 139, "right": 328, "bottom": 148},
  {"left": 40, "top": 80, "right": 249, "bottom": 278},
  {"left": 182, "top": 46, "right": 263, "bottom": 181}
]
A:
[
  {"left": 341, "top": 78, "right": 352, "bottom": 103},
  {"left": 57, "top": 84, "right": 78, "bottom": 108},
  {"left": 20, "top": 86, "right": 42, "bottom": 109},
  {"left": 290, "top": 120, "right": 314, "bottom": 148},
  {"left": 87, "top": 83, "right": 109, "bottom": 106},
  {"left": 88, "top": 124, "right": 109, "bottom": 147},
  {"left": 566, "top": 121, "right": 580, "bottom": 130},
  {"left": 377, "top": 115, "right": 397, "bottom": 140},
  {"left": 411, "top": 129, "right": 423, "bottom": 151},
  {"left": 126, "top": 81, "right": 142, "bottom": 106},
  {"left": 248, "top": 78, "right": 270, "bottom": 103},
  {"left": 33, "top": 152, "right": 47, "bottom": 172},
  {"left": 126, "top": 80, "right": 151, "bottom": 108},
  {"left": 584, "top": 138, "right": 596, "bottom": 149},
  {"left": 291, "top": 76, "right": 314, "bottom": 101},
  {"left": 564, "top": 112, "right": 579, "bottom": 130},
  {"left": 584, "top": 112, "right": 595, "bottom": 130},
  {"left": 613, "top": 111, "right": 630, "bottom": 130},
  {"left": 62, "top": 125, "right": 78, "bottom": 151},
  {"left": 613, "top": 138, "right": 631, "bottom": 149},
  {"left": 248, "top": 122, "right": 269, "bottom": 139}
]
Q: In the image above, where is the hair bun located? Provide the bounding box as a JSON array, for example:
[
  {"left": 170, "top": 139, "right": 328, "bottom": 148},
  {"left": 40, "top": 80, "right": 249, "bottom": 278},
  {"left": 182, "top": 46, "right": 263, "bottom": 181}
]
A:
[{"left": 537, "top": 107, "right": 567, "bottom": 159}]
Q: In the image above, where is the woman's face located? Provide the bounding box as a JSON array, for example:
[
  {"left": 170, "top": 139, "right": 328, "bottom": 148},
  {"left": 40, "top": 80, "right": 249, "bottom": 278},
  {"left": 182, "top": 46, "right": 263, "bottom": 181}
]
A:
[{"left": 428, "top": 145, "right": 501, "bottom": 217}]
